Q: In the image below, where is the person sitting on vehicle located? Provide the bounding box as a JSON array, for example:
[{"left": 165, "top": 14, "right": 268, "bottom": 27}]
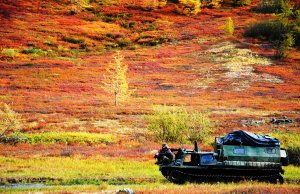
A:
[
  {"left": 175, "top": 148, "right": 183, "bottom": 160},
  {"left": 155, "top": 144, "right": 174, "bottom": 164}
]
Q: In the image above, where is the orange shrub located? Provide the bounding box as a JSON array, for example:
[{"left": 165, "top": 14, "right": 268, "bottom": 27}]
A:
[{"left": 176, "top": 0, "right": 201, "bottom": 16}]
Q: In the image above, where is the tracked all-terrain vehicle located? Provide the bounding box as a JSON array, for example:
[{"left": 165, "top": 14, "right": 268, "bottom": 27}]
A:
[{"left": 154, "top": 130, "right": 288, "bottom": 184}]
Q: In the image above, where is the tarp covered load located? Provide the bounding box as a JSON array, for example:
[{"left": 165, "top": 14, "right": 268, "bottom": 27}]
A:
[{"left": 217, "top": 130, "right": 280, "bottom": 147}]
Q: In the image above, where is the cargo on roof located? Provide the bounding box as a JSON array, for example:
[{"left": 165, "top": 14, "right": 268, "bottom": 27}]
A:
[{"left": 216, "top": 130, "right": 280, "bottom": 147}]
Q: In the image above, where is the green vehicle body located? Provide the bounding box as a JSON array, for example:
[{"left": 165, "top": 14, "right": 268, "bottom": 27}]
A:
[
  {"left": 218, "top": 145, "right": 281, "bottom": 163},
  {"left": 155, "top": 131, "right": 288, "bottom": 184}
]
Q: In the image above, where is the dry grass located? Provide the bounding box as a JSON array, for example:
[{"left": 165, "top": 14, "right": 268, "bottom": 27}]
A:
[
  {"left": 1, "top": 182, "right": 300, "bottom": 194},
  {"left": 135, "top": 182, "right": 300, "bottom": 194}
]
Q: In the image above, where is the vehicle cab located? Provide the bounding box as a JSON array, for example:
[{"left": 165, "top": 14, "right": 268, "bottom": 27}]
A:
[{"left": 173, "top": 149, "right": 217, "bottom": 166}]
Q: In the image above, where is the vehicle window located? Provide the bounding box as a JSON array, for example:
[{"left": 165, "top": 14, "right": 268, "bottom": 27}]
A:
[
  {"left": 201, "top": 154, "right": 214, "bottom": 165},
  {"left": 184, "top": 154, "right": 191, "bottom": 163},
  {"left": 233, "top": 148, "right": 245, "bottom": 155},
  {"left": 266, "top": 148, "right": 276, "bottom": 154},
  {"left": 280, "top": 149, "right": 286, "bottom": 157}
]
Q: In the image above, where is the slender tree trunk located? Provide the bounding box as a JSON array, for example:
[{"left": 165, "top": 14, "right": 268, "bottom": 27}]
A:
[
  {"left": 114, "top": 91, "right": 117, "bottom": 106},
  {"left": 0, "top": 125, "right": 11, "bottom": 138}
]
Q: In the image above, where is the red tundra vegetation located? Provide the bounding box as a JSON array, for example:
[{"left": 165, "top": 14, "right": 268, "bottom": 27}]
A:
[{"left": 0, "top": 0, "right": 299, "bottom": 152}]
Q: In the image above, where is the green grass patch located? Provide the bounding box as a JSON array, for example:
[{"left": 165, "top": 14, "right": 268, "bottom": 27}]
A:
[
  {"left": 0, "top": 156, "right": 162, "bottom": 184},
  {"left": 5, "top": 132, "right": 116, "bottom": 145},
  {"left": 283, "top": 165, "right": 300, "bottom": 182},
  {"left": 0, "top": 156, "right": 299, "bottom": 193},
  {"left": 22, "top": 48, "right": 43, "bottom": 55},
  {"left": 0, "top": 184, "right": 107, "bottom": 193},
  {"left": 1, "top": 48, "right": 19, "bottom": 58}
]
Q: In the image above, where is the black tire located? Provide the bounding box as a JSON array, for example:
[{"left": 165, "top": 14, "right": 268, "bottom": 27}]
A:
[
  {"left": 269, "top": 175, "right": 284, "bottom": 184},
  {"left": 168, "top": 170, "right": 185, "bottom": 184},
  {"left": 161, "top": 168, "right": 169, "bottom": 178},
  {"left": 278, "top": 175, "right": 284, "bottom": 184},
  {"left": 281, "top": 156, "right": 289, "bottom": 166}
]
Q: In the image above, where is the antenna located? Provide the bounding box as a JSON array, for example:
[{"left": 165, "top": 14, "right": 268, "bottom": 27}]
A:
[{"left": 194, "top": 141, "right": 199, "bottom": 152}]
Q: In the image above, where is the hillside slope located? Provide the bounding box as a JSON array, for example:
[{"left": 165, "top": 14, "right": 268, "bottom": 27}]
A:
[{"left": 0, "top": 0, "right": 299, "bottom": 152}]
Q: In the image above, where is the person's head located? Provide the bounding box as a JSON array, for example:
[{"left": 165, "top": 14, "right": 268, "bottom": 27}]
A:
[{"left": 162, "top": 144, "right": 169, "bottom": 150}]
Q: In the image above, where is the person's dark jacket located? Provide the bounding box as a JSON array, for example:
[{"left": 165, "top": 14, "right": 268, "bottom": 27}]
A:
[{"left": 158, "top": 148, "right": 173, "bottom": 160}]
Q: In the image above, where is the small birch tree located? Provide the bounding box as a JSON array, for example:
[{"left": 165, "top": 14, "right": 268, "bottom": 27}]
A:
[
  {"left": 224, "top": 17, "right": 234, "bottom": 36},
  {"left": 103, "top": 52, "right": 132, "bottom": 106},
  {"left": 0, "top": 103, "right": 21, "bottom": 139}
]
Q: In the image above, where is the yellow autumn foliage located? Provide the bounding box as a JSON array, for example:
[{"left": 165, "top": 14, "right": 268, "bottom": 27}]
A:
[
  {"left": 102, "top": 52, "right": 133, "bottom": 106},
  {"left": 176, "top": 0, "right": 201, "bottom": 16}
]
